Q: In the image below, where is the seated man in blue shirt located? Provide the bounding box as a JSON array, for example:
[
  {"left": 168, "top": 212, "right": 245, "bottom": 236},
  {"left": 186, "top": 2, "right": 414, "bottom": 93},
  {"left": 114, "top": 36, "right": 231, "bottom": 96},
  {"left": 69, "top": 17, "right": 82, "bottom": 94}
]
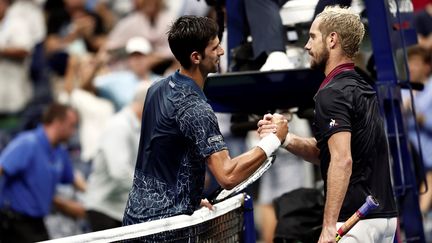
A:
[
  {"left": 0, "top": 103, "right": 85, "bottom": 242},
  {"left": 123, "top": 16, "right": 288, "bottom": 229}
]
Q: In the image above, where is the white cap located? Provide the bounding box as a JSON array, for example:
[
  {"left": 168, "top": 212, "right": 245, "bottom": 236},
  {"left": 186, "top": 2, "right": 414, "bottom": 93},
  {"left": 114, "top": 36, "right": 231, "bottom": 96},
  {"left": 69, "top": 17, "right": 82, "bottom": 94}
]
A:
[{"left": 125, "top": 37, "right": 152, "bottom": 55}]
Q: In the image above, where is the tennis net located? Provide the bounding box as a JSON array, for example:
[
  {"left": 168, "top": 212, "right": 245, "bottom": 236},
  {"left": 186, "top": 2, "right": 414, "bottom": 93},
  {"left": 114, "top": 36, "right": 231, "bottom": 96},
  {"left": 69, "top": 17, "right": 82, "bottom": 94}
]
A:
[{"left": 41, "top": 193, "right": 254, "bottom": 243}]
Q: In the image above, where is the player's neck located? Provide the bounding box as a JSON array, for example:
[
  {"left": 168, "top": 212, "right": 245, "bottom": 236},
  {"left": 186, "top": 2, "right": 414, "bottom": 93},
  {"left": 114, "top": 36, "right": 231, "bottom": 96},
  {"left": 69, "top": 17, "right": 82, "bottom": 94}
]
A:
[
  {"left": 325, "top": 55, "right": 354, "bottom": 76},
  {"left": 179, "top": 67, "right": 206, "bottom": 89}
]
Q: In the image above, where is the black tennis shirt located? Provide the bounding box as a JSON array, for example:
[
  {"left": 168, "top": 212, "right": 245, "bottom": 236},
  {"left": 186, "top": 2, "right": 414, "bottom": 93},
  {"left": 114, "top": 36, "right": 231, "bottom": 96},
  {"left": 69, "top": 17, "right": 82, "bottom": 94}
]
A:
[{"left": 313, "top": 69, "right": 398, "bottom": 221}]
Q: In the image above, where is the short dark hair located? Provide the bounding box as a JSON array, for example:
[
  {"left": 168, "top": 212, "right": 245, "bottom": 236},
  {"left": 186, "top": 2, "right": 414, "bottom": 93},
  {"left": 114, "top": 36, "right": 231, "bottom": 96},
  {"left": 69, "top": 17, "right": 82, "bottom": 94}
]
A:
[
  {"left": 41, "top": 103, "right": 74, "bottom": 125},
  {"left": 408, "top": 45, "right": 432, "bottom": 64},
  {"left": 167, "top": 16, "right": 219, "bottom": 69}
]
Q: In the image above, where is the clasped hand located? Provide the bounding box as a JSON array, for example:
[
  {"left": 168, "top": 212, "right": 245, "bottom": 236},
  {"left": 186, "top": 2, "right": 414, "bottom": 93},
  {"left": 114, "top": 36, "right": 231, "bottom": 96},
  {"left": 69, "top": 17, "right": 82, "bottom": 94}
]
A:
[{"left": 257, "top": 113, "right": 289, "bottom": 143}]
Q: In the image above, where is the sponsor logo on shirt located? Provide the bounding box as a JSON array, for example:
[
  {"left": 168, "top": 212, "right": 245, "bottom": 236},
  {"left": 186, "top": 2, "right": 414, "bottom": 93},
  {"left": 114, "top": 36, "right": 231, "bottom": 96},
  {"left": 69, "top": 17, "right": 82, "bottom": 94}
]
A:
[
  {"left": 169, "top": 80, "right": 175, "bottom": 88},
  {"left": 207, "top": 135, "right": 223, "bottom": 144},
  {"left": 329, "top": 119, "right": 339, "bottom": 129}
]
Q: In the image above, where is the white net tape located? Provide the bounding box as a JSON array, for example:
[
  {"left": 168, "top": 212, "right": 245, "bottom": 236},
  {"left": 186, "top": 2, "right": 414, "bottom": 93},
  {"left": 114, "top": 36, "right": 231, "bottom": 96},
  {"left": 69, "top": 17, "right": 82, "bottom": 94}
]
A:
[{"left": 40, "top": 193, "right": 245, "bottom": 243}]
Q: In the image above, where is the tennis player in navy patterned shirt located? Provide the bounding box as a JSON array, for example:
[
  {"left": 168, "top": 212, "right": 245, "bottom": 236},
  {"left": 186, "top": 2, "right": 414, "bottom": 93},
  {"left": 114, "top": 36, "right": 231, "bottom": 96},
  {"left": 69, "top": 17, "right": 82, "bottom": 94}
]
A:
[{"left": 123, "top": 16, "right": 288, "bottom": 227}]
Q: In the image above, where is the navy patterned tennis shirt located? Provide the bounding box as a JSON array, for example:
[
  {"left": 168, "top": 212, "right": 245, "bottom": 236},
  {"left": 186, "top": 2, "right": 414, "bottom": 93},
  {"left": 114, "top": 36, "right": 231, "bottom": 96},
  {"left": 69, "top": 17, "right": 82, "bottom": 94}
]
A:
[{"left": 123, "top": 71, "right": 227, "bottom": 225}]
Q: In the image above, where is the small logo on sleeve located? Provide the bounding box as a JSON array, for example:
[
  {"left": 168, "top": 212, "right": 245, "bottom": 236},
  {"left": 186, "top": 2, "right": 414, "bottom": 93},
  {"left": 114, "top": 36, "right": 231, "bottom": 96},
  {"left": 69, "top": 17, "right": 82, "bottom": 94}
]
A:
[
  {"left": 329, "top": 119, "right": 339, "bottom": 129},
  {"left": 207, "top": 135, "right": 223, "bottom": 144},
  {"left": 169, "top": 80, "right": 175, "bottom": 88}
]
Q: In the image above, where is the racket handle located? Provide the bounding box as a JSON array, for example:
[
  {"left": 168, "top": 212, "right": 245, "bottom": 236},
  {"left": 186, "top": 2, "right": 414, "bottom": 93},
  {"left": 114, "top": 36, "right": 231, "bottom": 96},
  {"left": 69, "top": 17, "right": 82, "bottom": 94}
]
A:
[{"left": 335, "top": 195, "right": 379, "bottom": 242}]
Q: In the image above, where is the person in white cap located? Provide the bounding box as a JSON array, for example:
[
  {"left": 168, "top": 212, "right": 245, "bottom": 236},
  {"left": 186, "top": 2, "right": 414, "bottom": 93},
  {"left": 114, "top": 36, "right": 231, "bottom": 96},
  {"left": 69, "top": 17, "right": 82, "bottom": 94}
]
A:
[{"left": 94, "top": 36, "right": 161, "bottom": 111}]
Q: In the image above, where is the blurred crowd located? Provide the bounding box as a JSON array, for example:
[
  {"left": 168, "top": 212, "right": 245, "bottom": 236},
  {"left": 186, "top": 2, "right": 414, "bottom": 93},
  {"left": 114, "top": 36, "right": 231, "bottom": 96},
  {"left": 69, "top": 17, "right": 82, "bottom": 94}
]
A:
[
  {"left": 0, "top": 0, "right": 213, "bottom": 240},
  {"left": 0, "top": 0, "right": 431, "bottom": 242}
]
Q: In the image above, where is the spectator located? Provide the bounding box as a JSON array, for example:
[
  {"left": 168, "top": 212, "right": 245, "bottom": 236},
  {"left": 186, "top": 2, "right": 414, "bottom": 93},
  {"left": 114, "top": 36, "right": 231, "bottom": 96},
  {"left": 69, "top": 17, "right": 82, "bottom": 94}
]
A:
[
  {"left": 105, "top": 0, "right": 176, "bottom": 73},
  {"left": 244, "top": 0, "right": 293, "bottom": 71},
  {"left": 84, "top": 83, "right": 149, "bottom": 231},
  {"left": 95, "top": 36, "right": 161, "bottom": 111},
  {"left": 93, "top": 0, "right": 136, "bottom": 32},
  {"left": 44, "top": 0, "right": 106, "bottom": 77},
  {"left": 61, "top": 50, "right": 115, "bottom": 166},
  {"left": 414, "top": 1, "right": 432, "bottom": 50},
  {"left": 0, "top": 103, "right": 86, "bottom": 242},
  {"left": 0, "top": 0, "right": 45, "bottom": 116},
  {"left": 402, "top": 45, "right": 432, "bottom": 214}
]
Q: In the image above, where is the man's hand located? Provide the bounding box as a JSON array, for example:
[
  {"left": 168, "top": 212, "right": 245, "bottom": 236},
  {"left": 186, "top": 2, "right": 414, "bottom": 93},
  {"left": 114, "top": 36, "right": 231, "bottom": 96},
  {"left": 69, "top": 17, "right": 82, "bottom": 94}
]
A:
[
  {"left": 200, "top": 198, "right": 214, "bottom": 211},
  {"left": 257, "top": 114, "right": 275, "bottom": 138},
  {"left": 272, "top": 113, "right": 288, "bottom": 143},
  {"left": 318, "top": 225, "right": 337, "bottom": 243},
  {"left": 257, "top": 113, "right": 289, "bottom": 142}
]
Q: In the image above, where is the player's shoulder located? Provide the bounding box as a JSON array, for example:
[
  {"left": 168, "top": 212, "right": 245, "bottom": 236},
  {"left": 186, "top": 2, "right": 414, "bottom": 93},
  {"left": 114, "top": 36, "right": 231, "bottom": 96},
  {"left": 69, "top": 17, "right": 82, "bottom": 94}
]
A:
[{"left": 323, "top": 71, "right": 371, "bottom": 97}]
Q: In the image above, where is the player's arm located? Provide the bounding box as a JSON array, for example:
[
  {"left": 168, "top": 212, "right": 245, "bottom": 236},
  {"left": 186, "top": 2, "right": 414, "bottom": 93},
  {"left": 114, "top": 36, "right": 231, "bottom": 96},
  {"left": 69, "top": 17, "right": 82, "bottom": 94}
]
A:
[
  {"left": 319, "top": 131, "right": 352, "bottom": 243},
  {"left": 0, "top": 166, "right": 3, "bottom": 176},
  {"left": 207, "top": 147, "right": 266, "bottom": 190},
  {"left": 207, "top": 116, "right": 288, "bottom": 190},
  {"left": 258, "top": 114, "right": 320, "bottom": 165},
  {"left": 283, "top": 133, "right": 320, "bottom": 165}
]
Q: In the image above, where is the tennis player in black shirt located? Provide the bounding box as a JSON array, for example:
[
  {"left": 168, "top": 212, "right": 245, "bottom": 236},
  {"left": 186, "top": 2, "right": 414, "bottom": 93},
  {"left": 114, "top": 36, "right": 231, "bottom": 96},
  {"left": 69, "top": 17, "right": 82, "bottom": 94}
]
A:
[{"left": 258, "top": 6, "right": 398, "bottom": 243}]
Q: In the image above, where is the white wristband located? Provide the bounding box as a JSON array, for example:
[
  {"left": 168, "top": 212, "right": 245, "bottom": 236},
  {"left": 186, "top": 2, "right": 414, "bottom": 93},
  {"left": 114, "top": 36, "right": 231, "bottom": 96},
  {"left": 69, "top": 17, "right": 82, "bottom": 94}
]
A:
[
  {"left": 281, "top": 133, "right": 291, "bottom": 148},
  {"left": 257, "top": 133, "right": 281, "bottom": 158}
]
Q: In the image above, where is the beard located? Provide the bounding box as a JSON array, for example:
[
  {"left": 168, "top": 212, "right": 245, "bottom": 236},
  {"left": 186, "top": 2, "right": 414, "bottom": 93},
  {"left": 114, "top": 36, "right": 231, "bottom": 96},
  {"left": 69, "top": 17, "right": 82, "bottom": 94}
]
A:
[
  {"left": 310, "top": 46, "right": 329, "bottom": 73},
  {"left": 206, "top": 58, "right": 220, "bottom": 73},
  {"left": 209, "top": 62, "right": 219, "bottom": 73}
]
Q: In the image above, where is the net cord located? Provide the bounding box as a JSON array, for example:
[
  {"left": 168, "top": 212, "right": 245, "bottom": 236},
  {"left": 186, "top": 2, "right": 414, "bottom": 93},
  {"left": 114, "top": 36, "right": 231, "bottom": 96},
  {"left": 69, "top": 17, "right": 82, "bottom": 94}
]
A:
[{"left": 40, "top": 193, "right": 245, "bottom": 243}]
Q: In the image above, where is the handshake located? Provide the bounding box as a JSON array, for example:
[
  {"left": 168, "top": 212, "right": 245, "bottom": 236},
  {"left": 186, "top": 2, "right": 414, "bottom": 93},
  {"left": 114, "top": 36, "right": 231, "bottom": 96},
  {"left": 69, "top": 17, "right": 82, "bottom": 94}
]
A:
[{"left": 256, "top": 113, "right": 291, "bottom": 158}]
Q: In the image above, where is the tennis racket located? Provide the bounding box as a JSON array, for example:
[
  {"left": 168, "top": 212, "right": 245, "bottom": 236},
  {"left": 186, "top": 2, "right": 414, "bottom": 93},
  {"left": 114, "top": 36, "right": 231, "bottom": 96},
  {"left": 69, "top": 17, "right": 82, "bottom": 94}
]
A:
[
  {"left": 209, "top": 155, "right": 276, "bottom": 204},
  {"left": 335, "top": 195, "right": 380, "bottom": 242}
]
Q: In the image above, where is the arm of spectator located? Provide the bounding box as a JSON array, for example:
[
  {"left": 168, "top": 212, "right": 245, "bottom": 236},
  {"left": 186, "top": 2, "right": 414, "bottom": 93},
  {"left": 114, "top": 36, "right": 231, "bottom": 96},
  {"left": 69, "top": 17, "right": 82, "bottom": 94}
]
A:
[
  {"left": 53, "top": 195, "right": 86, "bottom": 219},
  {"left": 80, "top": 48, "right": 110, "bottom": 92},
  {"left": 63, "top": 55, "right": 80, "bottom": 94},
  {"left": 0, "top": 16, "right": 34, "bottom": 60},
  {"left": 44, "top": 14, "right": 104, "bottom": 55},
  {"left": 79, "top": 15, "right": 106, "bottom": 52},
  {"left": 0, "top": 47, "right": 29, "bottom": 60},
  {"left": 64, "top": 43, "right": 111, "bottom": 94},
  {"left": 0, "top": 137, "right": 34, "bottom": 177},
  {"left": 73, "top": 171, "right": 87, "bottom": 192},
  {"left": 44, "top": 32, "right": 80, "bottom": 55},
  {"left": 95, "top": 2, "right": 117, "bottom": 32}
]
